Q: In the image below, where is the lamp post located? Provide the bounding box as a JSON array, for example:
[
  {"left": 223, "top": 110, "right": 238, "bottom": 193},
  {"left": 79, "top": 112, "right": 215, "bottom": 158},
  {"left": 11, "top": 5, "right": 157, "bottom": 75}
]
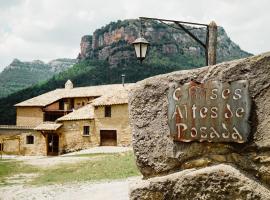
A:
[{"left": 132, "top": 17, "right": 217, "bottom": 66}]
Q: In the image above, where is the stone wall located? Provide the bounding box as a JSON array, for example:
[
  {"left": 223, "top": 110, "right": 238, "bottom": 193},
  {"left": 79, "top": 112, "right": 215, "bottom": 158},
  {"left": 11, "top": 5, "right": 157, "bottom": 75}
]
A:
[
  {"left": 0, "top": 134, "right": 20, "bottom": 154},
  {"left": 20, "top": 131, "right": 46, "bottom": 155},
  {"left": 0, "top": 130, "right": 45, "bottom": 155},
  {"left": 58, "top": 120, "right": 97, "bottom": 153},
  {"left": 94, "top": 104, "right": 131, "bottom": 146},
  {"left": 74, "top": 97, "right": 92, "bottom": 110},
  {"left": 4, "top": 103, "right": 132, "bottom": 155},
  {"left": 16, "top": 107, "right": 44, "bottom": 126},
  {"left": 129, "top": 52, "right": 270, "bottom": 199}
]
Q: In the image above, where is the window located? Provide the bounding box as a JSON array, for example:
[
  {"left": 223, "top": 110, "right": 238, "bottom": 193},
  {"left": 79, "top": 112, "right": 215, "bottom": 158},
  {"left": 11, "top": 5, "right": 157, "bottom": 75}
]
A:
[
  {"left": 0, "top": 143, "right": 3, "bottom": 151},
  {"left": 26, "top": 135, "right": 34, "bottom": 144},
  {"left": 70, "top": 98, "right": 75, "bottom": 109},
  {"left": 83, "top": 126, "right": 90, "bottom": 136},
  {"left": 105, "top": 106, "right": 111, "bottom": 117}
]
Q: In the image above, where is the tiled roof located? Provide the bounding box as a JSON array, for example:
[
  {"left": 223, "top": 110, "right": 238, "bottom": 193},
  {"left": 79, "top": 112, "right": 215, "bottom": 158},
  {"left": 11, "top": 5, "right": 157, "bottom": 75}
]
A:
[
  {"left": 92, "top": 86, "right": 131, "bottom": 106},
  {"left": 0, "top": 125, "right": 34, "bottom": 130},
  {"left": 34, "top": 122, "right": 63, "bottom": 131},
  {"left": 57, "top": 104, "right": 94, "bottom": 121},
  {"left": 15, "top": 84, "right": 133, "bottom": 107}
]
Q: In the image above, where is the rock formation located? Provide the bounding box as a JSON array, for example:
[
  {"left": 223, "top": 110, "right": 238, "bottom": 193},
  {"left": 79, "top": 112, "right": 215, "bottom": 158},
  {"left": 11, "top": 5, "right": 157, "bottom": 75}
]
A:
[
  {"left": 129, "top": 52, "right": 270, "bottom": 199},
  {"left": 78, "top": 19, "right": 251, "bottom": 67}
]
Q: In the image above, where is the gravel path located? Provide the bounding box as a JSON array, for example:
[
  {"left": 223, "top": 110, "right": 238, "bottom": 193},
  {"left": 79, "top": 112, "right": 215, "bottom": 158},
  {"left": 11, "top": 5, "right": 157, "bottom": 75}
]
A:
[
  {"left": 0, "top": 147, "right": 137, "bottom": 199},
  {"left": 0, "top": 177, "right": 140, "bottom": 200},
  {"left": 61, "top": 146, "right": 132, "bottom": 156},
  {"left": 1, "top": 147, "right": 132, "bottom": 168}
]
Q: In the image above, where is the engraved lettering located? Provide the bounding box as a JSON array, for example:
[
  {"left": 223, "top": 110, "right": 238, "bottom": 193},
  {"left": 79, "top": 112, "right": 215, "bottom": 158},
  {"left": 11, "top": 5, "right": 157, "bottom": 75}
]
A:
[
  {"left": 225, "top": 104, "right": 233, "bottom": 118},
  {"left": 200, "top": 127, "right": 207, "bottom": 138},
  {"left": 232, "top": 127, "right": 243, "bottom": 141},
  {"left": 236, "top": 107, "right": 245, "bottom": 118},
  {"left": 169, "top": 80, "right": 249, "bottom": 143},
  {"left": 222, "top": 89, "right": 230, "bottom": 99},
  {"left": 176, "top": 123, "right": 187, "bottom": 139},
  {"left": 210, "top": 89, "right": 218, "bottom": 100},
  {"left": 210, "top": 127, "right": 220, "bottom": 138},
  {"left": 173, "top": 88, "right": 181, "bottom": 101},
  {"left": 176, "top": 105, "right": 184, "bottom": 118},
  {"left": 222, "top": 123, "right": 230, "bottom": 138},
  {"left": 192, "top": 104, "right": 197, "bottom": 119},
  {"left": 200, "top": 107, "right": 208, "bottom": 118},
  {"left": 211, "top": 107, "right": 218, "bottom": 118},
  {"left": 191, "top": 127, "right": 197, "bottom": 137},
  {"left": 233, "top": 89, "right": 242, "bottom": 100}
]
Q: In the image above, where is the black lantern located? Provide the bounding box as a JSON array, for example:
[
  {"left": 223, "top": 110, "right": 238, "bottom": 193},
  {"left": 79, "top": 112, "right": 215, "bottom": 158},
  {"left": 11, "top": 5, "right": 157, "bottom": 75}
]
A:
[{"left": 132, "top": 37, "right": 149, "bottom": 63}]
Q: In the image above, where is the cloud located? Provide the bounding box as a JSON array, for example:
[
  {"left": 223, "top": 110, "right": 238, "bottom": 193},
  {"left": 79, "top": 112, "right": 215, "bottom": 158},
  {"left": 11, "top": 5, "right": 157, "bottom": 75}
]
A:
[{"left": 0, "top": 0, "right": 269, "bottom": 71}]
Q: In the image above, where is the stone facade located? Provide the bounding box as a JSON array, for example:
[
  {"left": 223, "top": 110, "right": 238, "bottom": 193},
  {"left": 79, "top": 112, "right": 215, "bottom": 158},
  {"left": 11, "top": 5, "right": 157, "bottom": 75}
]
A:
[
  {"left": 1, "top": 104, "right": 131, "bottom": 156},
  {"left": 129, "top": 52, "right": 270, "bottom": 199},
  {"left": 0, "top": 128, "right": 42, "bottom": 155},
  {"left": 94, "top": 104, "right": 131, "bottom": 146},
  {"left": 16, "top": 107, "right": 44, "bottom": 126},
  {"left": 1, "top": 83, "right": 132, "bottom": 156},
  {"left": 0, "top": 134, "right": 20, "bottom": 154},
  {"left": 57, "top": 120, "right": 98, "bottom": 153},
  {"left": 74, "top": 97, "right": 93, "bottom": 109},
  {"left": 20, "top": 132, "right": 46, "bottom": 155}
]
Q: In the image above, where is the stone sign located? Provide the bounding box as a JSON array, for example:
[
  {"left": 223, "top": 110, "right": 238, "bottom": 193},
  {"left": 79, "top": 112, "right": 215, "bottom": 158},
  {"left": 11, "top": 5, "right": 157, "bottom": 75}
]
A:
[{"left": 168, "top": 80, "right": 251, "bottom": 143}]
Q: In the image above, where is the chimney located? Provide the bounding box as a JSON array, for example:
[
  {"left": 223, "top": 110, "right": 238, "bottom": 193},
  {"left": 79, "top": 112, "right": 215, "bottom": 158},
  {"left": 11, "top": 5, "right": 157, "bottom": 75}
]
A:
[
  {"left": 121, "top": 74, "right": 126, "bottom": 87},
  {"left": 65, "top": 80, "right": 73, "bottom": 89}
]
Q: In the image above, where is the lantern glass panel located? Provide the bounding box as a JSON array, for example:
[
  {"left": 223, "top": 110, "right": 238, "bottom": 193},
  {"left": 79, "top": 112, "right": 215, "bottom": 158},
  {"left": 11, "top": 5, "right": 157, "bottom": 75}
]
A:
[
  {"left": 141, "top": 43, "right": 148, "bottom": 58},
  {"left": 134, "top": 43, "right": 141, "bottom": 58}
]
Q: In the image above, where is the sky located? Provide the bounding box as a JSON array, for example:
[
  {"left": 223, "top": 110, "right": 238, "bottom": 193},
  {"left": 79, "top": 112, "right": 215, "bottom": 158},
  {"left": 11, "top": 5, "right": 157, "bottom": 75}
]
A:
[{"left": 0, "top": 0, "right": 269, "bottom": 71}]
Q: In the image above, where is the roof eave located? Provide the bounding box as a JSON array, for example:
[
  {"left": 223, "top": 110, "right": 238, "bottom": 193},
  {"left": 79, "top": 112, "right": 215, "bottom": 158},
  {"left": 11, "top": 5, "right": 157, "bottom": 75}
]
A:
[
  {"left": 93, "top": 102, "right": 128, "bottom": 107},
  {"left": 57, "top": 117, "right": 94, "bottom": 122}
]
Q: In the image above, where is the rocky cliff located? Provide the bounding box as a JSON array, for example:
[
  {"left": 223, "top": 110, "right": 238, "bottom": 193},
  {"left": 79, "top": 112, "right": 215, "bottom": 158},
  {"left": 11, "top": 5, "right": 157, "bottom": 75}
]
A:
[
  {"left": 0, "top": 58, "right": 77, "bottom": 98},
  {"left": 78, "top": 19, "right": 251, "bottom": 67}
]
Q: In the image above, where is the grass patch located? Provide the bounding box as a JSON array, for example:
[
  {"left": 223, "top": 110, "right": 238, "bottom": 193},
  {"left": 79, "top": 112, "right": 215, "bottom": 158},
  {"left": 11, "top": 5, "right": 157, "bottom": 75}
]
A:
[
  {"left": 0, "top": 160, "right": 39, "bottom": 186},
  {"left": 0, "top": 151, "right": 140, "bottom": 186},
  {"left": 31, "top": 151, "right": 140, "bottom": 185}
]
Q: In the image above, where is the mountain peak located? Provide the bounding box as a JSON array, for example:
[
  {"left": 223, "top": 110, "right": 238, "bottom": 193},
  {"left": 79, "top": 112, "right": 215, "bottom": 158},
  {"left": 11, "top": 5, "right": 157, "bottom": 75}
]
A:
[
  {"left": 10, "top": 58, "right": 21, "bottom": 65},
  {"left": 32, "top": 60, "right": 45, "bottom": 65},
  {"left": 78, "top": 19, "right": 252, "bottom": 66}
]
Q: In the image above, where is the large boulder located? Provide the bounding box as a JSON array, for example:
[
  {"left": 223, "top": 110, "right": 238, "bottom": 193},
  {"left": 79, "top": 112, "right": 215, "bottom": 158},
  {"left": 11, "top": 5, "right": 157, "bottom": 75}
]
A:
[
  {"left": 129, "top": 52, "right": 270, "bottom": 198},
  {"left": 130, "top": 164, "right": 270, "bottom": 200}
]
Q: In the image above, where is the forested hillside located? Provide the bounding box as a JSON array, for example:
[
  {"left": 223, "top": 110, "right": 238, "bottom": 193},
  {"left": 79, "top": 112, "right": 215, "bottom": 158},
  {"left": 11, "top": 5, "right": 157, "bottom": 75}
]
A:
[{"left": 0, "top": 58, "right": 77, "bottom": 98}]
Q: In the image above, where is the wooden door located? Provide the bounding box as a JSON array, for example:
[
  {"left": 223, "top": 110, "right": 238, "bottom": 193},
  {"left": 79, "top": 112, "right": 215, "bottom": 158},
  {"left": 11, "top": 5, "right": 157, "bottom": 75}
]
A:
[
  {"left": 47, "top": 134, "right": 59, "bottom": 156},
  {"left": 100, "top": 130, "right": 117, "bottom": 146}
]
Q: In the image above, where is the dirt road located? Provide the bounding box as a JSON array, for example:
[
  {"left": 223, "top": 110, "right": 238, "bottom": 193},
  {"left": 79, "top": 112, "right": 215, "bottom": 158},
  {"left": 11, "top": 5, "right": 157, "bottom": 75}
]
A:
[
  {"left": 0, "top": 177, "right": 140, "bottom": 200},
  {"left": 0, "top": 147, "right": 138, "bottom": 200}
]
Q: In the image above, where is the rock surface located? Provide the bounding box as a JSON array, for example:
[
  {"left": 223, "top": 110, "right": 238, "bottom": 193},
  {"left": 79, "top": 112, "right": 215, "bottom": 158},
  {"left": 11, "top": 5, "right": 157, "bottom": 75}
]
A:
[
  {"left": 130, "top": 164, "right": 270, "bottom": 200},
  {"left": 129, "top": 52, "right": 270, "bottom": 198},
  {"left": 78, "top": 19, "right": 251, "bottom": 67}
]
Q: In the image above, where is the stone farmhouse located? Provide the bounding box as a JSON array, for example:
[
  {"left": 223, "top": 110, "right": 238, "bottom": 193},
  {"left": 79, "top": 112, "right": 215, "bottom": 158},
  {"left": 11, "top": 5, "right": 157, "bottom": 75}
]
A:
[{"left": 0, "top": 81, "right": 133, "bottom": 156}]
